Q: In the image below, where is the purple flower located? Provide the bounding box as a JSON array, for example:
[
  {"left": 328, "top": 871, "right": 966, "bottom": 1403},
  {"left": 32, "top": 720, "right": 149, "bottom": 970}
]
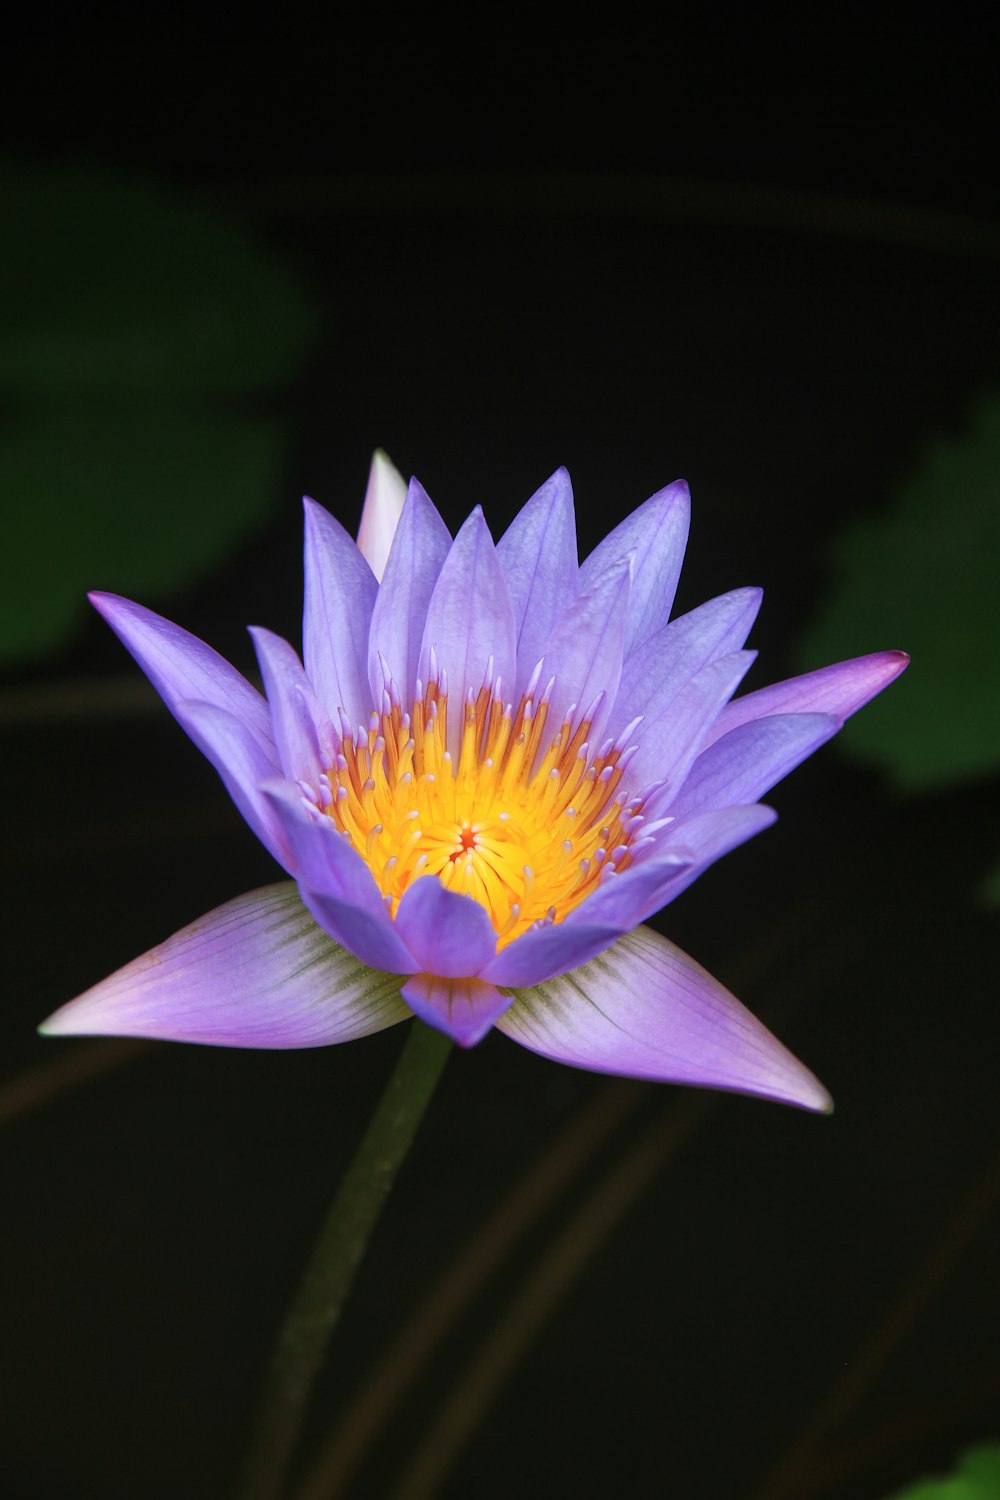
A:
[{"left": 41, "top": 455, "right": 907, "bottom": 1109}]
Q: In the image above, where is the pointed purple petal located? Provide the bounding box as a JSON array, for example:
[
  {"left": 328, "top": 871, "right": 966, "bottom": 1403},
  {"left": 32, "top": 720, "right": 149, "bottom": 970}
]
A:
[
  {"left": 400, "top": 975, "right": 512, "bottom": 1047},
  {"left": 668, "top": 713, "right": 841, "bottom": 819},
  {"left": 498, "top": 924, "right": 831, "bottom": 1110},
  {"left": 356, "top": 449, "right": 407, "bottom": 583},
  {"left": 481, "top": 918, "right": 627, "bottom": 988},
  {"left": 89, "top": 592, "right": 273, "bottom": 748},
  {"left": 706, "top": 650, "right": 910, "bottom": 746},
  {"left": 173, "top": 700, "right": 291, "bottom": 870},
  {"left": 250, "top": 626, "right": 334, "bottom": 784},
  {"left": 496, "top": 468, "right": 579, "bottom": 696},
  {"left": 40, "top": 883, "right": 410, "bottom": 1049},
  {"left": 418, "top": 507, "right": 517, "bottom": 751},
  {"left": 578, "top": 480, "right": 690, "bottom": 653},
  {"left": 539, "top": 555, "right": 631, "bottom": 750},
  {"left": 368, "top": 478, "right": 452, "bottom": 704},
  {"left": 264, "top": 782, "right": 419, "bottom": 972},
  {"left": 302, "top": 497, "right": 378, "bottom": 726},
  {"left": 626, "top": 648, "right": 757, "bottom": 795},
  {"left": 394, "top": 877, "right": 498, "bottom": 977}
]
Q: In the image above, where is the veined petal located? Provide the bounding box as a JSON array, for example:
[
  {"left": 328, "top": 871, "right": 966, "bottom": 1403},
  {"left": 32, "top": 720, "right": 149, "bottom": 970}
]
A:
[
  {"left": 89, "top": 592, "right": 273, "bottom": 749},
  {"left": 706, "top": 650, "right": 910, "bottom": 746},
  {"left": 394, "top": 877, "right": 498, "bottom": 978},
  {"left": 302, "top": 497, "right": 378, "bottom": 727},
  {"left": 356, "top": 449, "right": 407, "bottom": 583},
  {"left": 264, "top": 782, "right": 419, "bottom": 973},
  {"left": 496, "top": 467, "right": 578, "bottom": 696},
  {"left": 578, "top": 479, "right": 690, "bottom": 653},
  {"left": 173, "top": 700, "right": 291, "bottom": 871},
  {"left": 368, "top": 478, "right": 452, "bottom": 703},
  {"left": 40, "top": 883, "right": 410, "bottom": 1049},
  {"left": 401, "top": 974, "right": 512, "bottom": 1047},
  {"left": 250, "top": 626, "right": 334, "bottom": 784},
  {"left": 668, "top": 712, "right": 841, "bottom": 820},
  {"left": 418, "top": 507, "right": 517, "bottom": 748},
  {"left": 539, "top": 555, "right": 632, "bottom": 749},
  {"left": 499, "top": 924, "right": 831, "bottom": 1110},
  {"left": 627, "top": 648, "right": 757, "bottom": 794}
]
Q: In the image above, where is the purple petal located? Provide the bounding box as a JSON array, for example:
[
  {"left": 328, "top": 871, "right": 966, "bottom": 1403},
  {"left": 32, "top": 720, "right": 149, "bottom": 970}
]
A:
[
  {"left": 250, "top": 626, "right": 335, "bottom": 784},
  {"left": 625, "top": 648, "right": 757, "bottom": 795},
  {"left": 498, "top": 924, "right": 831, "bottom": 1110},
  {"left": 578, "top": 480, "right": 690, "bottom": 654},
  {"left": 418, "top": 507, "right": 517, "bottom": 751},
  {"left": 355, "top": 449, "right": 407, "bottom": 583},
  {"left": 302, "top": 497, "right": 378, "bottom": 727},
  {"left": 394, "top": 877, "right": 498, "bottom": 977},
  {"left": 539, "top": 555, "right": 632, "bottom": 751},
  {"left": 173, "top": 700, "right": 292, "bottom": 871},
  {"left": 496, "top": 468, "right": 579, "bottom": 696},
  {"left": 40, "top": 883, "right": 410, "bottom": 1049},
  {"left": 368, "top": 478, "right": 452, "bottom": 705},
  {"left": 400, "top": 974, "right": 512, "bottom": 1047},
  {"left": 89, "top": 592, "right": 273, "bottom": 749},
  {"left": 264, "top": 782, "right": 419, "bottom": 973},
  {"left": 481, "top": 917, "right": 628, "bottom": 988},
  {"left": 667, "top": 713, "right": 841, "bottom": 820},
  {"left": 706, "top": 650, "right": 910, "bottom": 746}
]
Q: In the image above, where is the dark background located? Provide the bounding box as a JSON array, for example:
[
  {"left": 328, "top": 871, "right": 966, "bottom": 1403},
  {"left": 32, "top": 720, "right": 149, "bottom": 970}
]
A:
[{"left": 2, "top": 8, "right": 998, "bottom": 1500}]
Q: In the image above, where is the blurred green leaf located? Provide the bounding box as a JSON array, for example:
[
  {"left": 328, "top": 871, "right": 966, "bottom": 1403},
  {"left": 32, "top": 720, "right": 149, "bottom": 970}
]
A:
[
  {"left": 882, "top": 1442, "right": 1000, "bottom": 1499},
  {"left": 797, "top": 392, "right": 1000, "bottom": 790}
]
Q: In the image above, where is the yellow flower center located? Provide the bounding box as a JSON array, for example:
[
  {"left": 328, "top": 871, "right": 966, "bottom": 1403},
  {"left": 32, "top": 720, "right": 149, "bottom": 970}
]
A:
[{"left": 324, "top": 673, "right": 640, "bottom": 947}]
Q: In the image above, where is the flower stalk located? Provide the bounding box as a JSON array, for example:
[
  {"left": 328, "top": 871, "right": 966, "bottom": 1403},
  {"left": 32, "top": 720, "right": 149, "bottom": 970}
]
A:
[{"left": 238, "top": 1021, "right": 452, "bottom": 1500}]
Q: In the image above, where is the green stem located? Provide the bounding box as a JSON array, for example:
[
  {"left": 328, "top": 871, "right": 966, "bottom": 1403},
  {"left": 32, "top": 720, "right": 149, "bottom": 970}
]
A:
[{"left": 237, "top": 1022, "right": 452, "bottom": 1500}]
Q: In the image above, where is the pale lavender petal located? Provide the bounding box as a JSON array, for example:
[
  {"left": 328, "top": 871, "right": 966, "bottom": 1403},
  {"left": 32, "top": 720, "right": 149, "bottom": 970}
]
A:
[
  {"left": 263, "top": 782, "right": 418, "bottom": 973},
  {"left": 498, "top": 924, "right": 831, "bottom": 1110},
  {"left": 355, "top": 449, "right": 407, "bottom": 583},
  {"left": 626, "top": 648, "right": 757, "bottom": 795},
  {"left": 706, "top": 650, "right": 910, "bottom": 747},
  {"left": 667, "top": 713, "right": 841, "bottom": 820},
  {"left": 578, "top": 480, "right": 690, "bottom": 654},
  {"left": 394, "top": 877, "right": 498, "bottom": 977},
  {"left": 368, "top": 478, "right": 452, "bottom": 704},
  {"left": 302, "top": 497, "right": 378, "bottom": 726},
  {"left": 89, "top": 592, "right": 273, "bottom": 749},
  {"left": 539, "top": 556, "right": 631, "bottom": 750},
  {"left": 418, "top": 507, "right": 517, "bottom": 751},
  {"left": 611, "top": 586, "right": 762, "bottom": 733},
  {"left": 40, "top": 883, "right": 410, "bottom": 1049},
  {"left": 400, "top": 974, "right": 512, "bottom": 1047},
  {"left": 173, "top": 700, "right": 291, "bottom": 871},
  {"left": 496, "top": 467, "right": 578, "bottom": 695},
  {"left": 249, "top": 626, "right": 334, "bottom": 784}
]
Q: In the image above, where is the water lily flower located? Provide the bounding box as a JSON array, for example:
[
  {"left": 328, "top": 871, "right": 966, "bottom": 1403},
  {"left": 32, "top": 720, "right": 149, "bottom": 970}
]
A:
[{"left": 41, "top": 454, "right": 907, "bottom": 1110}]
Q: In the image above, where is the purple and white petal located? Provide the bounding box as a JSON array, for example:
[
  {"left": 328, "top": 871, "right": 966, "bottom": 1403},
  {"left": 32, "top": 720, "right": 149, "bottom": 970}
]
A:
[
  {"left": 368, "top": 478, "right": 452, "bottom": 704},
  {"left": 499, "top": 923, "right": 831, "bottom": 1110},
  {"left": 394, "top": 877, "right": 498, "bottom": 977},
  {"left": 302, "top": 498, "right": 379, "bottom": 727},
  {"left": 538, "top": 555, "right": 632, "bottom": 750},
  {"left": 496, "top": 467, "right": 578, "bottom": 696},
  {"left": 400, "top": 974, "right": 512, "bottom": 1047},
  {"left": 40, "top": 883, "right": 410, "bottom": 1049},
  {"left": 706, "top": 650, "right": 910, "bottom": 747},
  {"left": 355, "top": 449, "right": 407, "bottom": 583},
  {"left": 666, "top": 712, "right": 842, "bottom": 820},
  {"left": 578, "top": 480, "right": 690, "bottom": 654},
  {"left": 250, "top": 626, "right": 334, "bottom": 784},
  {"left": 173, "top": 700, "right": 291, "bottom": 871}
]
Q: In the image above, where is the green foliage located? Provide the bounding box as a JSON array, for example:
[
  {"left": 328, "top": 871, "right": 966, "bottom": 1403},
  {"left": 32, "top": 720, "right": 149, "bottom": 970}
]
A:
[
  {"left": 883, "top": 1442, "right": 1000, "bottom": 1499},
  {"left": 0, "top": 161, "right": 319, "bottom": 664}
]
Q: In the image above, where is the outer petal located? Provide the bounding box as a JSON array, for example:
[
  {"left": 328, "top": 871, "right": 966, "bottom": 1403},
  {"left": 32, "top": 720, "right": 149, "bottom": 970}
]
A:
[
  {"left": 401, "top": 974, "right": 512, "bottom": 1048},
  {"left": 394, "top": 877, "right": 498, "bottom": 977},
  {"left": 368, "top": 478, "right": 452, "bottom": 703},
  {"left": 498, "top": 924, "right": 831, "bottom": 1110},
  {"left": 538, "top": 555, "right": 632, "bottom": 750},
  {"left": 355, "top": 449, "right": 407, "bottom": 583},
  {"left": 173, "top": 700, "right": 292, "bottom": 871},
  {"left": 89, "top": 592, "right": 274, "bottom": 750},
  {"left": 418, "top": 507, "right": 517, "bottom": 752},
  {"left": 250, "top": 625, "right": 335, "bottom": 784},
  {"left": 578, "top": 480, "right": 690, "bottom": 654},
  {"left": 302, "top": 497, "right": 379, "bottom": 728},
  {"left": 706, "top": 650, "right": 910, "bottom": 746},
  {"left": 40, "top": 883, "right": 410, "bottom": 1049},
  {"left": 496, "top": 467, "right": 578, "bottom": 695},
  {"left": 666, "top": 712, "right": 841, "bottom": 819},
  {"left": 264, "top": 782, "right": 419, "bottom": 973}
]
